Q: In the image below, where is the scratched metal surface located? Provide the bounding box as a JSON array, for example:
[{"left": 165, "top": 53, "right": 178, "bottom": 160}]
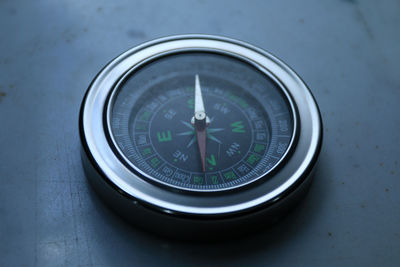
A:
[{"left": 0, "top": 0, "right": 399, "bottom": 266}]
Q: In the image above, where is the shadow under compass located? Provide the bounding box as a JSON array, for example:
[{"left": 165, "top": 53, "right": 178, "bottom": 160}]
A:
[{"left": 84, "top": 153, "right": 329, "bottom": 266}]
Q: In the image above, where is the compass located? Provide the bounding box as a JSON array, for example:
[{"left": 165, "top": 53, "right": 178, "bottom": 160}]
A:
[{"left": 80, "top": 35, "right": 322, "bottom": 237}]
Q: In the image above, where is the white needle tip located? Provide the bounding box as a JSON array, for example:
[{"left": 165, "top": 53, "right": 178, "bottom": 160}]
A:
[
  {"left": 194, "top": 74, "right": 205, "bottom": 115},
  {"left": 195, "top": 74, "right": 200, "bottom": 91}
]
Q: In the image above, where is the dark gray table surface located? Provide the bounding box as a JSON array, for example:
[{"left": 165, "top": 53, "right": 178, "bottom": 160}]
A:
[{"left": 1, "top": 0, "right": 399, "bottom": 266}]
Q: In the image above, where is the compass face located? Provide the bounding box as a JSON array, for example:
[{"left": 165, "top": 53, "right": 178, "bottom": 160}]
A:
[{"left": 109, "top": 52, "right": 295, "bottom": 191}]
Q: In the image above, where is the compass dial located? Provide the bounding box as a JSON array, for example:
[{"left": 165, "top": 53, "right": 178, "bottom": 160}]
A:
[
  {"left": 109, "top": 53, "right": 295, "bottom": 191},
  {"left": 80, "top": 35, "right": 322, "bottom": 236}
]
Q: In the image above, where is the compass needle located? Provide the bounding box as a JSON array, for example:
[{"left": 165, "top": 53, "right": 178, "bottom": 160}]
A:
[{"left": 192, "top": 74, "right": 208, "bottom": 172}]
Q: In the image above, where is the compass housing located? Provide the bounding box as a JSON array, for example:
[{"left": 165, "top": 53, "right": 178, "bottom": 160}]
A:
[{"left": 80, "top": 35, "right": 322, "bottom": 237}]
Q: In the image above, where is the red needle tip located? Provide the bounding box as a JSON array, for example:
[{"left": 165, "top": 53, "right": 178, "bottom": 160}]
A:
[{"left": 196, "top": 128, "right": 207, "bottom": 172}]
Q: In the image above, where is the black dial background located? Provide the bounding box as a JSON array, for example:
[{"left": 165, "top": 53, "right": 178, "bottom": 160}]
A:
[
  {"left": 109, "top": 52, "right": 295, "bottom": 191},
  {"left": 146, "top": 80, "right": 255, "bottom": 172}
]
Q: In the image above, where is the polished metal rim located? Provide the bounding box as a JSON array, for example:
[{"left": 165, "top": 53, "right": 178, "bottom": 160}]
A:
[{"left": 80, "top": 34, "right": 322, "bottom": 217}]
